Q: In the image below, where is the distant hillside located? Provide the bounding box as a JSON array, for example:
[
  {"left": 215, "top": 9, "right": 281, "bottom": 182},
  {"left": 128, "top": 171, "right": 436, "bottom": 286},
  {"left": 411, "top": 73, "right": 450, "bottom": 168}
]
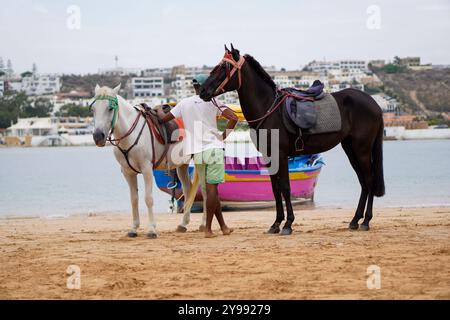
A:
[
  {"left": 373, "top": 68, "right": 450, "bottom": 114},
  {"left": 60, "top": 74, "right": 131, "bottom": 95}
]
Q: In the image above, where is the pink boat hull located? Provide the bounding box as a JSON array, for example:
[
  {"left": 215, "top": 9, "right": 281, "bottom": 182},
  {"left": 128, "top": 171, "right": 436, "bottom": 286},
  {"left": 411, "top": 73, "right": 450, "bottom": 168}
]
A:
[{"left": 217, "top": 169, "right": 321, "bottom": 202}]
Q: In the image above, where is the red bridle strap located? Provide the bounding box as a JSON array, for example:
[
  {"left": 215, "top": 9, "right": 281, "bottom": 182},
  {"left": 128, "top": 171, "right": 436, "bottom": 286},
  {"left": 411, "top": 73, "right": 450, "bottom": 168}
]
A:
[{"left": 214, "top": 55, "right": 246, "bottom": 95}]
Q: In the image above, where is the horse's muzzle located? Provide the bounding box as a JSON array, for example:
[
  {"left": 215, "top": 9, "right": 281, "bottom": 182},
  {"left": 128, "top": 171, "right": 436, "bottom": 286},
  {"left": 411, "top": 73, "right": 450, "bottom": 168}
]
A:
[
  {"left": 199, "top": 88, "right": 213, "bottom": 102},
  {"left": 93, "top": 129, "right": 106, "bottom": 147}
]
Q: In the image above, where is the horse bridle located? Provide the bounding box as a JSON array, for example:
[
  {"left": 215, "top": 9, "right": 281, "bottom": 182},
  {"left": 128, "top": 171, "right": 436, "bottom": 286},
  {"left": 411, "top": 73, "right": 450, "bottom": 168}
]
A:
[
  {"left": 90, "top": 95, "right": 167, "bottom": 173},
  {"left": 214, "top": 52, "right": 246, "bottom": 95},
  {"left": 211, "top": 52, "right": 286, "bottom": 127},
  {"left": 89, "top": 95, "right": 120, "bottom": 137}
]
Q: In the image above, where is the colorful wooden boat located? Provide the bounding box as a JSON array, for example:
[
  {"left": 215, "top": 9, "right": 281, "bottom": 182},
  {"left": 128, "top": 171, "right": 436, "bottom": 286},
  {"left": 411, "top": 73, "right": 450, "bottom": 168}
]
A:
[{"left": 154, "top": 154, "right": 324, "bottom": 210}]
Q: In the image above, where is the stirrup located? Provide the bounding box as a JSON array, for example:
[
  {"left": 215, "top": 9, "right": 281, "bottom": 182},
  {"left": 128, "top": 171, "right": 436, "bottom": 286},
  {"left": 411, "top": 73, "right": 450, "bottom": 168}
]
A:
[{"left": 295, "top": 129, "right": 304, "bottom": 152}]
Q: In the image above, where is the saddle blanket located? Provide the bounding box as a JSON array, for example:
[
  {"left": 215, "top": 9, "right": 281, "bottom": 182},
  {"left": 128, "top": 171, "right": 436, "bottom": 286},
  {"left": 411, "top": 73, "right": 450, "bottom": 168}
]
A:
[{"left": 282, "top": 93, "right": 342, "bottom": 135}]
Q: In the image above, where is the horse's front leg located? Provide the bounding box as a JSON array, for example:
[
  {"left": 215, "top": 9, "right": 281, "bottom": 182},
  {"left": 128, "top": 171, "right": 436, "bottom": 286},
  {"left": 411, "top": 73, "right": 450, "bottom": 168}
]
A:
[
  {"left": 142, "top": 166, "right": 157, "bottom": 239},
  {"left": 268, "top": 173, "right": 284, "bottom": 234},
  {"left": 122, "top": 169, "right": 140, "bottom": 238},
  {"left": 175, "top": 164, "right": 191, "bottom": 232},
  {"left": 278, "top": 156, "right": 295, "bottom": 235}
]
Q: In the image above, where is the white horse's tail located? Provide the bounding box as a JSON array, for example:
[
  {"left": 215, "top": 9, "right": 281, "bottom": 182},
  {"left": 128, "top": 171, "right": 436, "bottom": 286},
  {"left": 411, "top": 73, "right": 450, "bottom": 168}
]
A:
[{"left": 183, "top": 168, "right": 199, "bottom": 213}]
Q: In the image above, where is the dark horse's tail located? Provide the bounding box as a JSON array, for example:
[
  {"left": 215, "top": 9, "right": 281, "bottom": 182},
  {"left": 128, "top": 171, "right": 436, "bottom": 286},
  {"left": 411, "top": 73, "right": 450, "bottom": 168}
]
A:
[{"left": 372, "top": 122, "right": 385, "bottom": 197}]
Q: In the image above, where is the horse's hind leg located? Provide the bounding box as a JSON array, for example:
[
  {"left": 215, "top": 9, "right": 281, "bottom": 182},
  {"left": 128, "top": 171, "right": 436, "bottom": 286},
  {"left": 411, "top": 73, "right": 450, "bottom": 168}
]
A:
[
  {"left": 341, "top": 140, "right": 368, "bottom": 230},
  {"left": 361, "top": 193, "right": 374, "bottom": 231},
  {"left": 344, "top": 137, "right": 375, "bottom": 231},
  {"left": 355, "top": 153, "right": 374, "bottom": 231},
  {"left": 122, "top": 170, "right": 140, "bottom": 237},
  {"left": 176, "top": 164, "right": 192, "bottom": 233}
]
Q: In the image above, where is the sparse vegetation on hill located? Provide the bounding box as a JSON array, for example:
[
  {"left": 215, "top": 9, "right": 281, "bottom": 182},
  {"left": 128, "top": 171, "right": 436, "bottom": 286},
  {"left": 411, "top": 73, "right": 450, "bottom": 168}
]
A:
[
  {"left": 372, "top": 68, "right": 450, "bottom": 114},
  {"left": 55, "top": 104, "right": 91, "bottom": 117},
  {"left": 60, "top": 74, "right": 131, "bottom": 95}
]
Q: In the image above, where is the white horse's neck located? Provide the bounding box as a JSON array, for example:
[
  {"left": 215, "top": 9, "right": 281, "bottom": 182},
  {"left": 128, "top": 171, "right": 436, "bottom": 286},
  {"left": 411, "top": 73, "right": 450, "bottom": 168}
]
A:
[{"left": 113, "top": 95, "right": 140, "bottom": 143}]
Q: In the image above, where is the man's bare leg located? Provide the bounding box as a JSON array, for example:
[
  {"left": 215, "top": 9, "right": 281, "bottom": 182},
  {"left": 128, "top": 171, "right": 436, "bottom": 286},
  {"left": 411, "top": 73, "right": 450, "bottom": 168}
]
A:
[
  {"left": 214, "top": 197, "right": 233, "bottom": 235},
  {"left": 205, "top": 183, "right": 218, "bottom": 238},
  {"left": 205, "top": 183, "right": 233, "bottom": 236}
]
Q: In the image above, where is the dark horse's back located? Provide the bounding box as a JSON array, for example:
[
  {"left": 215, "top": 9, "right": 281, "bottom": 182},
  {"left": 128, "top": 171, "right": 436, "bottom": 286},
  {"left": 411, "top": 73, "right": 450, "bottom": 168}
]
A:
[
  {"left": 287, "top": 88, "right": 385, "bottom": 197},
  {"left": 332, "top": 88, "right": 384, "bottom": 126}
]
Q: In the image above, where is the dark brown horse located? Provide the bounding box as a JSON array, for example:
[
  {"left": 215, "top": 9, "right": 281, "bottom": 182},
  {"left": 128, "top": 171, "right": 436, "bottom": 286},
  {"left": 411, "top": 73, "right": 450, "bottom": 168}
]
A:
[{"left": 200, "top": 45, "right": 385, "bottom": 235}]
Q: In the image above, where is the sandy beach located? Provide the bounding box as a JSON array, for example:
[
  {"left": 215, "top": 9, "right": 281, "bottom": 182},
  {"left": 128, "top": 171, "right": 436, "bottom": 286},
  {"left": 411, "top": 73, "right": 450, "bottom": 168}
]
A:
[{"left": 0, "top": 206, "right": 449, "bottom": 300}]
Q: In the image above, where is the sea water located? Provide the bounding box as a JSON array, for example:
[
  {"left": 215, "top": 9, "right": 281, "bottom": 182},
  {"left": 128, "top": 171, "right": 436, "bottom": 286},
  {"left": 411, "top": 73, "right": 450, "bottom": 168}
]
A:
[{"left": 0, "top": 139, "right": 449, "bottom": 217}]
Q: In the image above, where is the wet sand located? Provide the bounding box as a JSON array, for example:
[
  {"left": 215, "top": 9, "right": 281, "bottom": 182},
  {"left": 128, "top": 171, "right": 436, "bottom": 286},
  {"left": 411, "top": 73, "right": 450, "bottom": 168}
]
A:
[{"left": 0, "top": 207, "right": 449, "bottom": 299}]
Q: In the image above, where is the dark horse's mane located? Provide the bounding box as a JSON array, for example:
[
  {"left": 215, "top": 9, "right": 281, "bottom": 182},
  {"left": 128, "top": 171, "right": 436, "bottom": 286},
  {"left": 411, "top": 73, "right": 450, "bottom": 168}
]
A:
[{"left": 244, "top": 54, "right": 277, "bottom": 91}]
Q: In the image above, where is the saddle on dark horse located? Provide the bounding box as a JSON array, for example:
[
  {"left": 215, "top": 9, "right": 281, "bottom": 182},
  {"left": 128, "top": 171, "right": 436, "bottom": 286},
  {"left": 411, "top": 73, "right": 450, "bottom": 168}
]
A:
[{"left": 281, "top": 80, "right": 341, "bottom": 138}]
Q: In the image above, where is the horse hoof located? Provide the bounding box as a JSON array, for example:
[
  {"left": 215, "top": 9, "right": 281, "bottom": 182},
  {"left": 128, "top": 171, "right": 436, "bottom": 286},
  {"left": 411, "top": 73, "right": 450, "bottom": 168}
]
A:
[
  {"left": 176, "top": 225, "right": 187, "bottom": 233},
  {"left": 280, "top": 228, "right": 293, "bottom": 236},
  {"left": 146, "top": 232, "right": 158, "bottom": 239},
  {"left": 359, "top": 224, "right": 370, "bottom": 231},
  {"left": 198, "top": 225, "right": 206, "bottom": 232},
  {"left": 349, "top": 223, "right": 359, "bottom": 230},
  {"left": 267, "top": 226, "right": 280, "bottom": 234},
  {"left": 127, "top": 231, "right": 138, "bottom": 238}
]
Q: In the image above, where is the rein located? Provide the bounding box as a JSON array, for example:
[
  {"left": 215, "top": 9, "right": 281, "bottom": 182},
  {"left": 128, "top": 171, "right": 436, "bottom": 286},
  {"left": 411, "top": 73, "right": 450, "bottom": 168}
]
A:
[
  {"left": 246, "top": 90, "right": 315, "bottom": 128},
  {"left": 112, "top": 117, "right": 148, "bottom": 174},
  {"left": 246, "top": 91, "right": 286, "bottom": 125},
  {"left": 108, "top": 112, "right": 141, "bottom": 144}
]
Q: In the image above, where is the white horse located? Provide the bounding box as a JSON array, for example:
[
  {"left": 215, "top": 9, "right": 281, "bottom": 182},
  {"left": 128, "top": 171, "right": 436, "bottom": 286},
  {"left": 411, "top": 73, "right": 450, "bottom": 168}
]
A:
[{"left": 91, "top": 84, "right": 202, "bottom": 238}]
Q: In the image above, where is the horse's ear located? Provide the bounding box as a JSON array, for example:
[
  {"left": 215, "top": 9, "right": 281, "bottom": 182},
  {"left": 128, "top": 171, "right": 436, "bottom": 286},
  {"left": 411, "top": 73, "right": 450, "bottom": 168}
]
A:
[
  {"left": 95, "top": 84, "right": 100, "bottom": 95},
  {"left": 113, "top": 83, "right": 121, "bottom": 95},
  {"left": 230, "top": 43, "right": 240, "bottom": 61},
  {"left": 224, "top": 44, "right": 230, "bottom": 53}
]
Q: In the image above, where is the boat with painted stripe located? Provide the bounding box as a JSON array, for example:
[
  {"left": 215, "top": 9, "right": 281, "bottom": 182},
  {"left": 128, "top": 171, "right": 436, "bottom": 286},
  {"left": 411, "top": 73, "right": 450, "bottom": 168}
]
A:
[{"left": 154, "top": 154, "right": 324, "bottom": 210}]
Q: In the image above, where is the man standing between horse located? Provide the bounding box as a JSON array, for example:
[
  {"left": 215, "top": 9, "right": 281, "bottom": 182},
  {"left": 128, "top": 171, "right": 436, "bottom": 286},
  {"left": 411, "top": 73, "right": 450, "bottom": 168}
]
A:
[{"left": 159, "top": 74, "right": 238, "bottom": 238}]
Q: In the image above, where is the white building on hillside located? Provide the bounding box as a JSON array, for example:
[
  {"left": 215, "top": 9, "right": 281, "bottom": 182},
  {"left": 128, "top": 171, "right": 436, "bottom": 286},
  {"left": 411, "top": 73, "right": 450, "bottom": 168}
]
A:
[
  {"left": 371, "top": 94, "right": 399, "bottom": 113},
  {"left": 8, "top": 81, "right": 22, "bottom": 92},
  {"left": 6, "top": 117, "right": 57, "bottom": 137},
  {"left": 171, "top": 74, "right": 195, "bottom": 101},
  {"left": 270, "top": 71, "right": 323, "bottom": 89},
  {"left": 98, "top": 67, "right": 141, "bottom": 76},
  {"left": 307, "top": 60, "right": 368, "bottom": 74},
  {"left": 20, "top": 74, "right": 61, "bottom": 95},
  {"left": 329, "top": 81, "right": 364, "bottom": 92},
  {"left": 327, "top": 68, "right": 367, "bottom": 83},
  {"left": 131, "top": 77, "right": 164, "bottom": 98},
  {"left": 6, "top": 117, "right": 93, "bottom": 137},
  {"left": 142, "top": 68, "right": 172, "bottom": 78}
]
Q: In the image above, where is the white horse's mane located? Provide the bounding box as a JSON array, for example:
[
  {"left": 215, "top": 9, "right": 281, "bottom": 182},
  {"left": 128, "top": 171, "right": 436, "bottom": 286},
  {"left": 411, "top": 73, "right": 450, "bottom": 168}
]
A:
[{"left": 95, "top": 86, "right": 116, "bottom": 97}]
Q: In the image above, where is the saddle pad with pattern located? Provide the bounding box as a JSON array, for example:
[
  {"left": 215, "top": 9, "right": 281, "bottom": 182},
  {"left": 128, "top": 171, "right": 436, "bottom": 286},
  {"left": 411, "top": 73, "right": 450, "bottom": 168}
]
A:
[{"left": 282, "top": 93, "right": 342, "bottom": 135}]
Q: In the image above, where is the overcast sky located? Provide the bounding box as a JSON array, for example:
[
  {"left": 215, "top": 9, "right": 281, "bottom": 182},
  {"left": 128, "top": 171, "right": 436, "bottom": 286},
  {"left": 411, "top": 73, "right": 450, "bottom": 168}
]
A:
[{"left": 1, "top": 0, "right": 449, "bottom": 74}]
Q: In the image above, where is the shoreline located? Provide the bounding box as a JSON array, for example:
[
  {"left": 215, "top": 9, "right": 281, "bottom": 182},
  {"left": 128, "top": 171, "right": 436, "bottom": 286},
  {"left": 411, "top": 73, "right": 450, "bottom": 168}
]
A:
[
  {"left": 2, "top": 203, "right": 450, "bottom": 220},
  {"left": 1, "top": 132, "right": 450, "bottom": 149},
  {"left": 1, "top": 206, "right": 449, "bottom": 299}
]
